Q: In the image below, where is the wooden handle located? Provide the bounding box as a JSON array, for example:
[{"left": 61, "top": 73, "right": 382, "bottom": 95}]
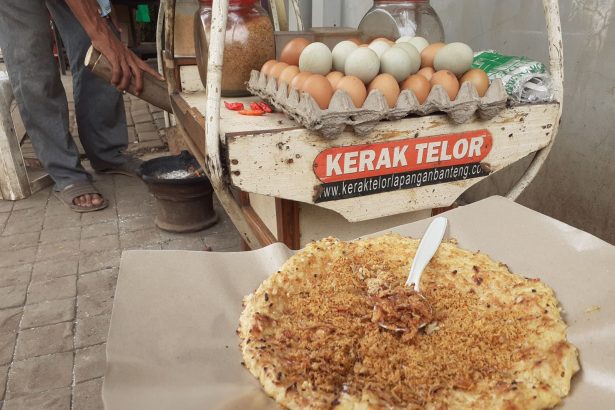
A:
[{"left": 84, "top": 46, "right": 172, "bottom": 113}]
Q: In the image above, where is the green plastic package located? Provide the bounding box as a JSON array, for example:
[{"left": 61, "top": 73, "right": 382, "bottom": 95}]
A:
[
  {"left": 472, "top": 51, "right": 552, "bottom": 103},
  {"left": 136, "top": 4, "right": 151, "bottom": 23}
]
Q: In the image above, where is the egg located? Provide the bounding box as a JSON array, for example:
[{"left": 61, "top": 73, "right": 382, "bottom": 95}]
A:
[
  {"left": 380, "top": 47, "right": 414, "bottom": 82},
  {"left": 290, "top": 71, "right": 313, "bottom": 91},
  {"left": 431, "top": 70, "right": 460, "bottom": 100},
  {"left": 260, "top": 59, "right": 277, "bottom": 76},
  {"left": 269, "top": 62, "right": 289, "bottom": 79},
  {"left": 417, "top": 67, "right": 435, "bottom": 81},
  {"left": 460, "top": 68, "right": 490, "bottom": 97},
  {"left": 331, "top": 40, "right": 358, "bottom": 72},
  {"left": 420, "top": 42, "right": 445, "bottom": 68},
  {"left": 303, "top": 74, "right": 334, "bottom": 109},
  {"left": 368, "top": 40, "right": 391, "bottom": 58},
  {"left": 401, "top": 74, "right": 431, "bottom": 104},
  {"left": 335, "top": 75, "right": 368, "bottom": 108},
  {"left": 326, "top": 71, "right": 344, "bottom": 88},
  {"left": 280, "top": 38, "right": 311, "bottom": 66},
  {"left": 392, "top": 43, "right": 421, "bottom": 74},
  {"left": 372, "top": 37, "right": 394, "bottom": 45},
  {"left": 395, "top": 36, "right": 414, "bottom": 44},
  {"left": 407, "top": 37, "right": 430, "bottom": 53},
  {"left": 344, "top": 47, "right": 380, "bottom": 84},
  {"left": 299, "top": 42, "right": 332, "bottom": 76},
  {"left": 433, "top": 42, "right": 474, "bottom": 76},
  {"left": 278, "top": 65, "right": 300, "bottom": 87},
  {"left": 368, "top": 73, "right": 400, "bottom": 108}
]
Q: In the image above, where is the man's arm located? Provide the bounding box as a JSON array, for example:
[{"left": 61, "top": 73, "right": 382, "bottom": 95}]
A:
[{"left": 64, "top": 0, "right": 163, "bottom": 94}]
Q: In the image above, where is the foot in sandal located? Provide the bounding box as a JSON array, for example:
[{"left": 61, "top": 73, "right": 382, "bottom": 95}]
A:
[{"left": 53, "top": 181, "right": 109, "bottom": 213}]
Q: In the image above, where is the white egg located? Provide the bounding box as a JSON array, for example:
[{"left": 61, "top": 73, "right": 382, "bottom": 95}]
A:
[
  {"left": 345, "top": 48, "right": 380, "bottom": 84},
  {"left": 380, "top": 47, "right": 414, "bottom": 82},
  {"left": 395, "top": 36, "right": 414, "bottom": 44},
  {"left": 331, "top": 41, "right": 358, "bottom": 72},
  {"left": 393, "top": 43, "right": 421, "bottom": 74},
  {"left": 298, "top": 42, "right": 333, "bottom": 75},
  {"left": 407, "top": 36, "right": 429, "bottom": 53},
  {"left": 433, "top": 42, "right": 474, "bottom": 76},
  {"left": 368, "top": 40, "right": 391, "bottom": 58}
]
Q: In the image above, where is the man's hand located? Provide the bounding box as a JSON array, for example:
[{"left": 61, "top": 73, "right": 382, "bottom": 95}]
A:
[
  {"left": 65, "top": 0, "right": 164, "bottom": 95},
  {"left": 92, "top": 35, "right": 162, "bottom": 95}
]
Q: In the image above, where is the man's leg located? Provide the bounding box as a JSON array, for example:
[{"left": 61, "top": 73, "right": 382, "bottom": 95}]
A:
[
  {"left": 46, "top": 0, "right": 129, "bottom": 170},
  {"left": 0, "top": 0, "right": 90, "bottom": 191}
]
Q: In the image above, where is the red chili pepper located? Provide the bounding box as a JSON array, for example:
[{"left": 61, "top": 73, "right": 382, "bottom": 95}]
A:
[
  {"left": 238, "top": 109, "right": 265, "bottom": 116},
  {"left": 257, "top": 101, "right": 273, "bottom": 113},
  {"left": 249, "top": 102, "right": 262, "bottom": 111},
  {"left": 224, "top": 101, "right": 244, "bottom": 111}
]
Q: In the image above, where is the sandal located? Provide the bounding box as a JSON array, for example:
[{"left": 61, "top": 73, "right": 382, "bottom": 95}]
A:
[
  {"left": 53, "top": 181, "right": 109, "bottom": 213},
  {"left": 94, "top": 157, "right": 143, "bottom": 177}
]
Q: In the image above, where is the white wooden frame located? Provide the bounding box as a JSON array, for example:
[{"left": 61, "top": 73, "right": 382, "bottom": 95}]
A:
[{"left": 157, "top": 0, "right": 563, "bottom": 246}]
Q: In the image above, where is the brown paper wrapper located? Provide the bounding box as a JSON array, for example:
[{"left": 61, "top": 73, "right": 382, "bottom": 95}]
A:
[{"left": 103, "top": 196, "right": 615, "bottom": 409}]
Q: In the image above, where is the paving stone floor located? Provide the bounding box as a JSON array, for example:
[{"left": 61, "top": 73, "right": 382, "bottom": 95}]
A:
[{"left": 0, "top": 170, "right": 242, "bottom": 409}]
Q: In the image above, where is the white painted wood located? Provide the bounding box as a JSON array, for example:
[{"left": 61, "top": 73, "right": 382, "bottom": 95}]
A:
[
  {"left": 181, "top": 91, "right": 299, "bottom": 141},
  {"left": 507, "top": 0, "right": 563, "bottom": 200},
  {"left": 0, "top": 73, "right": 31, "bottom": 200},
  {"left": 205, "top": 0, "right": 261, "bottom": 248},
  {"left": 248, "top": 193, "right": 278, "bottom": 236},
  {"left": 179, "top": 66, "right": 204, "bottom": 93},
  {"left": 226, "top": 103, "right": 558, "bottom": 222}
]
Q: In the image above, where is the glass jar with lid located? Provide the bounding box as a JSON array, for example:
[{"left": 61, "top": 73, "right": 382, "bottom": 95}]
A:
[
  {"left": 358, "top": 1, "right": 445, "bottom": 43},
  {"left": 194, "top": 0, "right": 275, "bottom": 97}
]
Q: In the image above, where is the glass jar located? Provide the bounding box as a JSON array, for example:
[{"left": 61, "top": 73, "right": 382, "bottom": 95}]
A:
[
  {"left": 358, "top": 1, "right": 445, "bottom": 43},
  {"left": 194, "top": 0, "right": 275, "bottom": 97}
]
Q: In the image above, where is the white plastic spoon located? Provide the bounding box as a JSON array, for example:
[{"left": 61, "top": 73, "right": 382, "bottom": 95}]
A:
[{"left": 405, "top": 216, "right": 448, "bottom": 292}]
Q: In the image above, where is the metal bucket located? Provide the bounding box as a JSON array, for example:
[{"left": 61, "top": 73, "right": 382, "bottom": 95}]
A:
[{"left": 140, "top": 151, "right": 218, "bottom": 233}]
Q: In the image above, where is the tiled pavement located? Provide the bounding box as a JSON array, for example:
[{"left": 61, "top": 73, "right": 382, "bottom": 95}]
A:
[
  {"left": 0, "top": 171, "right": 242, "bottom": 409},
  {"left": 0, "top": 70, "right": 242, "bottom": 408}
]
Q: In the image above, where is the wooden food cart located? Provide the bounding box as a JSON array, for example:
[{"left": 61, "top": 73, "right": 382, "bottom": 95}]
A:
[{"left": 159, "top": 0, "right": 563, "bottom": 250}]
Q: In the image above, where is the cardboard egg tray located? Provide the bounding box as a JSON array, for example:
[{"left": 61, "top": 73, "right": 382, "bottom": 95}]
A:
[{"left": 247, "top": 70, "right": 508, "bottom": 139}]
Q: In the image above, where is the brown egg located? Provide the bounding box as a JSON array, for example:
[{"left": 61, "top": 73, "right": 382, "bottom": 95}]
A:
[
  {"left": 460, "top": 68, "right": 490, "bottom": 97},
  {"left": 401, "top": 74, "right": 431, "bottom": 104},
  {"left": 359, "top": 44, "right": 370, "bottom": 48},
  {"left": 417, "top": 67, "right": 435, "bottom": 81},
  {"left": 303, "top": 74, "right": 334, "bottom": 109},
  {"left": 348, "top": 37, "right": 363, "bottom": 45},
  {"left": 261, "top": 59, "right": 278, "bottom": 76},
  {"left": 280, "top": 38, "right": 311, "bottom": 66},
  {"left": 368, "top": 73, "right": 400, "bottom": 108},
  {"left": 335, "top": 75, "right": 368, "bottom": 108},
  {"left": 278, "top": 65, "right": 300, "bottom": 87},
  {"left": 326, "top": 71, "right": 344, "bottom": 88},
  {"left": 431, "top": 70, "right": 460, "bottom": 100},
  {"left": 290, "top": 71, "right": 313, "bottom": 92},
  {"left": 269, "top": 62, "right": 289, "bottom": 79},
  {"left": 420, "top": 42, "right": 445, "bottom": 68}
]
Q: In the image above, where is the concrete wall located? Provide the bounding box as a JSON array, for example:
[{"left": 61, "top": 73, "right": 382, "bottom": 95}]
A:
[{"left": 307, "top": 0, "right": 615, "bottom": 244}]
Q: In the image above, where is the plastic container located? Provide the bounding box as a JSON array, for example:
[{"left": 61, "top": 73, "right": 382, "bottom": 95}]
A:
[
  {"left": 194, "top": 0, "right": 275, "bottom": 97},
  {"left": 358, "top": 0, "right": 444, "bottom": 43}
]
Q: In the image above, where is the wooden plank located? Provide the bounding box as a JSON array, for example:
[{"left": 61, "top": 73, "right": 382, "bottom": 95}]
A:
[
  {"left": 181, "top": 91, "right": 300, "bottom": 141},
  {"left": 179, "top": 66, "right": 204, "bottom": 93},
  {"left": 170, "top": 93, "right": 206, "bottom": 156},
  {"left": 275, "top": 198, "right": 301, "bottom": 249},
  {"left": 226, "top": 103, "right": 558, "bottom": 222}
]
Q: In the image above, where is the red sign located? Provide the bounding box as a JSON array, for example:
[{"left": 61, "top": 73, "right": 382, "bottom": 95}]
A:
[{"left": 313, "top": 130, "right": 493, "bottom": 183}]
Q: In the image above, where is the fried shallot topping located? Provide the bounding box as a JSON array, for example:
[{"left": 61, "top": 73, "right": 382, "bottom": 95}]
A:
[{"left": 370, "top": 285, "right": 433, "bottom": 342}]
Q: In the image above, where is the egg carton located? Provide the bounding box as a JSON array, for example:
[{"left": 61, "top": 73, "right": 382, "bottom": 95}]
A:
[{"left": 247, "top": 70, "right": 508, "bottom": 139}]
